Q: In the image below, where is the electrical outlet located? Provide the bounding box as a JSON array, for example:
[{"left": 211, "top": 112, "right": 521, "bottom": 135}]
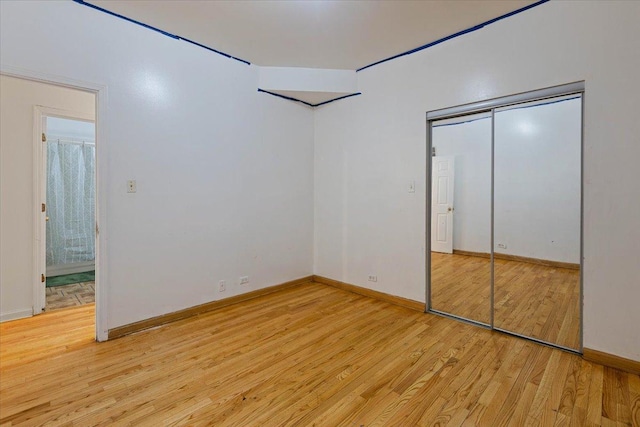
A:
[
  {"left": 368, "top": 275, "right": 378, "bottom": 282},
  {"left": 218, "top": 280, "right": 226, "bottom": 292},
  {"left": 127, "top": 180, "right": 137, "bottom": 193},
  {"left": 240, "top": 276, "right": 249, "bottom": 285},
  {"left": 497, "top": 243, "right": 507, "bottom": 249}
]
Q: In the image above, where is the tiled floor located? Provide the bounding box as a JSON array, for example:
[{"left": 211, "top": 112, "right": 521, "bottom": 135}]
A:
[{"left": 45, "top": 282, "right": 95, "bottom": 311}]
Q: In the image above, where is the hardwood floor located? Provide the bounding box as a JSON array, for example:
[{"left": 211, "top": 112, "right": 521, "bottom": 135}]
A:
[
  {"left": 431, "top": 253, "right": 580, "bottom": 350},
  {"left": 1, "top": 283, "right": 638, "bottom": 426}
]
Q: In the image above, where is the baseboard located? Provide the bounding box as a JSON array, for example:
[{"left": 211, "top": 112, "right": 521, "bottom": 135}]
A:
[
  {"left": 583, "top": 348, "right": 640, "bottom": 375},
  {"left": 108, "top": 275, "right": 314, "bottom": 340},
  {"left": 452, "top": 249, "right": 491, "bottom": 259},
  {"left": 47, "top": 261, "right": 95, "bottom": 277},
  {"left": 452, "top": 249, "right": 580, "bottom": 270},
  {"left": 0, "top": 308, "right": 33, "bottom": 323},
  {"left": 313, "top": 275, "right": 425, "bottom": 312}
]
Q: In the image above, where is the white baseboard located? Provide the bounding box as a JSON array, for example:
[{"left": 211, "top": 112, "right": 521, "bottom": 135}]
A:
[
  {"left": 47, "top": 261, "right": 95, "bottom": 277},
  {"left": 0, "top": 309, "right": 33, "bottom": 323}
]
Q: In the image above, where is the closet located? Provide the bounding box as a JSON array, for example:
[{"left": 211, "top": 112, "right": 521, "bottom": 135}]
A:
[{"left": 427, "top": 83, "right": 583, "bottom": 352}]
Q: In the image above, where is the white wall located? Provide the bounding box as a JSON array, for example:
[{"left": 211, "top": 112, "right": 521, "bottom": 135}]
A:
[
  {"left": 494, "top": 97, "right": 581, "bottom": 264},
  {"left": 432, "top": 98, "right": 581, "bottom": 264},
  {"left": 0, "top": 75, "right": 95, "bottom": 321},
  {"left": 2, "top": 0, "right": 638, "bottom": 361},
  {"left": 47, "top": 116, "right": 95, "bottom": 141},
  {"left": 0, "top": 1, "right": 314, "bottom": 330},
  {"left": 259, "top": 67, "right": 357, "bottom": 93},
  {"left": 315, "top": 1, "right": 640, "bottom": 360}
]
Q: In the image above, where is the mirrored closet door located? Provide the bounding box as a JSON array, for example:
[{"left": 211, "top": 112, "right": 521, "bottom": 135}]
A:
[
  {"left": 427, "top": 83, "right": 583, "bottom": 352},
  {"left": 493, "top": 95, "right": 582, "bottom": 350},
  {"left": 429, "top": 112, "right": 492, "bottom": 325}
]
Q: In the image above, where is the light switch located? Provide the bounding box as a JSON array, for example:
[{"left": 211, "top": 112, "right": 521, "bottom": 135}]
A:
[
  {"left": 408, "top": 180, "right": 416, "bottom": 193},
  {"left": 127, "top": 180, "right": 137, "bottom": 193}
]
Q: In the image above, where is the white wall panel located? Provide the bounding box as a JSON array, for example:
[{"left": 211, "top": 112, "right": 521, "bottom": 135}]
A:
[
  {"left": 1, "top": 1, "right": 314, "bottom": 329},
  {"left": 315, "top": 1, "right": 640, "bottom": 360}
]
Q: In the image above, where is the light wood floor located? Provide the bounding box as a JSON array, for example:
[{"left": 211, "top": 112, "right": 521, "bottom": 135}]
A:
[
  {"left": 431, "top": 253, "right": 580, "bottom": 350},
  {"left": 1, "top": 283, "right": 637, "bottom": 426}
]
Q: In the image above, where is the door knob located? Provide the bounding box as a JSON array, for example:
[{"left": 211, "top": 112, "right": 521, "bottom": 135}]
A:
[
  {"left": 46, "top": 216, "right": 49, "bottom": 222},
  {"left": 447, "top": 207, "right": 454, "bottom": 212}
]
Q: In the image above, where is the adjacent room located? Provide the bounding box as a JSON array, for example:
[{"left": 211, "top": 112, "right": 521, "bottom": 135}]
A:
[
  {"left": 44, "top": 115, "right": 96, "bottom": 310},
  {"left": 1, "top": 0, "right": 638, "bottom": 425}
]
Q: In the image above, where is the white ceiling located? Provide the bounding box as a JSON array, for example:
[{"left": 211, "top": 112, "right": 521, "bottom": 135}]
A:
[{"left": 88, "top": 0, "right": 538, "bottom": 71}]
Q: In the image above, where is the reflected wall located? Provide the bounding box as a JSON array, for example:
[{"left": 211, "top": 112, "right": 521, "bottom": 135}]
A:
[{"left": 493, "top": 96, "right": 582, "bottom": 349}]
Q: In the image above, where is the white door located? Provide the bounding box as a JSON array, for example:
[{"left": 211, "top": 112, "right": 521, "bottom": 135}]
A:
[
  {"left": 36, "top": 115, "right": 48, "bottom": 313},
  {"left": 431, "top": 156, "right": 455, "bottom": 253}
]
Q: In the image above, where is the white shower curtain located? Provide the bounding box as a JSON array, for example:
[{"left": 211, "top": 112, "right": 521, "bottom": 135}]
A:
[{"left": 46, "top": 141, "right": 96, "bottom": 267}]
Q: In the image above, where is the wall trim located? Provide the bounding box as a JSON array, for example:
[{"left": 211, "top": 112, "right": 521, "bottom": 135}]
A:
[
  {"left": 47, "top": 261, "right": 95, "bottom": 277},
  {"left": 583, "top": 348, "right": 640, "bottom": 375},
  {"left": 452, "top": 249, "right": 580, "bottom": 270},
  {"left": 313, "top": 275, "right": 424, "bottom": 312},
  {"left": 72, "top": 0, "right": 250, "bottom": 66},
  {"left": 357, "top": 0, "right": 549, "bottom": 72},
  {"left": 0, "top": 309, "right": 33, "bottom": 323},
  {"left": 108, "top": 275, "right": 314, "bottom": 339},
  {"left": 257, "top": 88, "right": 362, "bottom": 108}
]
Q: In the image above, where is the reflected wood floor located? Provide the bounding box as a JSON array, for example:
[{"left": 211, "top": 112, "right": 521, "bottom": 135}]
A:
[
  {"left": 1, "top": 283, "right": 638, "bottom": 426},
  {"left": 431, "top": 253, "right": 580, "bottom": 350},
  {"left": 431, "top": 253, "right": 492, "bottom": 325}
]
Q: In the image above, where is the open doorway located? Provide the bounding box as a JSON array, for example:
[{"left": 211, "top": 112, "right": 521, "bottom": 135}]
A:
[
  {"left": 0, "top": 72, "right": 105, "bottom": 340},
  {"left": 41, "top": 115, "right": 96, "bottom": 311}
]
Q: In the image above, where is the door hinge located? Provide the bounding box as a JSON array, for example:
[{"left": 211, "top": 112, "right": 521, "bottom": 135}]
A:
[
  {"left": 42, "top": 203, "right": 46, "bottom": 212},
  {"left": 42, "top": 132, "right": 46, "bottom": 142},
  {"left": 41, "top": 273, "right": 46, "bottom": 283}
]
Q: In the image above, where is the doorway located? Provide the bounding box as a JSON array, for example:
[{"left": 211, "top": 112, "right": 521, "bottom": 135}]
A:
[
  {"left": 0, "top": 71, "right": 106, "bottom": 340},
  {"left": 426, "top": 82, "right": 583, "bottom": 353},
  {"left": 41, "top": 115, "right": 96, "bottom": 311}
]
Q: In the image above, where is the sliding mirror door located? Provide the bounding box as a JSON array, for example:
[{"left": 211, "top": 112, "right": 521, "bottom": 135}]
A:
[
  {"left": 493, "top": 95, "right": 582, "bottom": 350},
  {"left": 429, "top": 112, "right": 492, "bottom": 325}
]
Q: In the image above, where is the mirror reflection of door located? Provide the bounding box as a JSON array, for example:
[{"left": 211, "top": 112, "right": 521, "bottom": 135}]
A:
[
  {"left": 431, "top": 156, "right": 454, "bottom": 254},
  {"left": 493, "top": 95, "right": 582, "bottom": 350},
  {"left": 430, "top": 112, "right": 492, "bottom": 325}
]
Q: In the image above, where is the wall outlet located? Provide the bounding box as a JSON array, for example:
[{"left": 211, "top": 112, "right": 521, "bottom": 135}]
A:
[
  {"left": 240, "top": 276, "right": 249, "bottom": 285},
  {"left": 497, "top": 243, "right": 507, "bottom": 249},
  {"left": 218, "top": 280, "right": 226, "bottom": 292},
  {"left": 127, "top": 180, "right": 137, "bottom": 193},
  {"left": 368, "top": 275, "right": 378, "bottom": 282}
]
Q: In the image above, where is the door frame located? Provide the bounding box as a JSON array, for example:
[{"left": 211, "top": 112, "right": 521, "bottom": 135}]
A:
[
  {"left": 425, "top": 81, "right": 585, "bottom": 354},
  {"left": 33, "top": 106, "right": 96, "bottom": 315},
  {"left": 2, "top": 65, "right": 109, "bottom": 342}
]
